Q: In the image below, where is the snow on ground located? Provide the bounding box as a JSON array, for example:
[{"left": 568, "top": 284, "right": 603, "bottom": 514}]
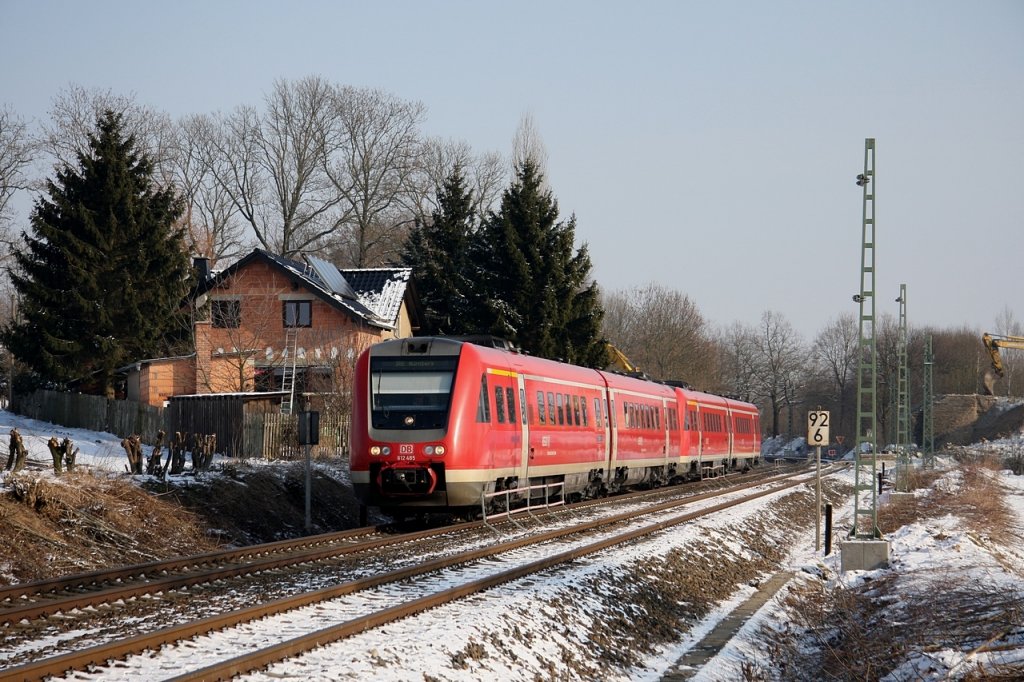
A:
[
  {"left": 0, "top": 409, "right": 129, "bottom": 476},
  {"left": 3, "top": 409, "right": 1024, "bottom": 680},
  {"left": 0, "top": 409, "right": 290, "bottom": 486}
]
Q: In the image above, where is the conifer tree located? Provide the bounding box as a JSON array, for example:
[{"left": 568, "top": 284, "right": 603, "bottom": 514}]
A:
[
  {"left": 401, "top": 165, "right": 478, "bottom": 335},
  {"left": 472, "top": 160, "right": 604, "bottom": 365},
  {"left": 2, "top": 110, "right": 191, "bottom": 397}
]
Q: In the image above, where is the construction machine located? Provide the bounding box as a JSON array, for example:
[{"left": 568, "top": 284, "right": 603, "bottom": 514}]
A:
[
  {"left": 982, "top": 332, "right": 1024, "bottom": 395},
  {"left": 604, "top": 342, "right": 641, "bottom": 375}
]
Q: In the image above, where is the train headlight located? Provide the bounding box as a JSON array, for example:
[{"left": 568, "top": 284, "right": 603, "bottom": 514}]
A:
[
  {"left": 434, "top": 445, "right": 445, "bottom": 456},
  {"left": 424, "top": 445, "right": 445, "bottom": 456},
  {"left": 382, "top": 446, "right": 391, "bottom": 455},
  {"left": 370, "top": 446, "right": 381, "bottom": 456},
  {"left": 370, "top": 446, "right": 392, "bottom": 456}
]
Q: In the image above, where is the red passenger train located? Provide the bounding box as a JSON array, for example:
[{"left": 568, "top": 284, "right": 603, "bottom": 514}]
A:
[{"left": 350, "top": 337, "right": 761, "bottom": 518}]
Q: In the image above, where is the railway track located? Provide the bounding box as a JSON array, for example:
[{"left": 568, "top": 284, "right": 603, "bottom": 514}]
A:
[
  {"left": 0, "top": 463, "right": 793, "bottom": 627},
  {"left": 0, "top": 463, "right": 837, "bottom": 681}
]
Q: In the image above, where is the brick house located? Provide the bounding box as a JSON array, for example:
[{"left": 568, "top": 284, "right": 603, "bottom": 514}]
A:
[{"left": 121, "top": 249, "right": 420, "bottom": 407}]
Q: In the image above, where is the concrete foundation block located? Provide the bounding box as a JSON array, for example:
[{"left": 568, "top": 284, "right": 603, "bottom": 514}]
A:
[{"left": 840, "top": 539, "right": 891, "bottom": 572}]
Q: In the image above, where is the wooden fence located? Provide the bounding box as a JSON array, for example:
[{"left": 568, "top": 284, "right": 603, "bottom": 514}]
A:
[
  {"left": 245, "top": 412, "right": 350, "bottom": 461},
  {"left": 17, "top": 389, "right": 164, "bottom": 442},
  {"left": 13, "top": 389, "right": 349, "bottom": 461}
]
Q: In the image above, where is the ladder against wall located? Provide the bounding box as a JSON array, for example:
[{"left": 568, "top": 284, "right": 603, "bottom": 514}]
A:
[{"left": 280, "top": 328, "right": 298, "bottom": 415}]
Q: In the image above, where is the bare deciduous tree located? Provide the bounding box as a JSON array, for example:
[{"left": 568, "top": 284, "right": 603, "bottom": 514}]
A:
[
  {"left": 752, "top": 310, "right": 804, "bottom": 437},
  {"left": 171, "top": 114, "right": 250, "bottom": 265},
  {"left": 812, "top": 312, "right": 858, "bottom": 437},
  {"left": 323, "top": 86, "right": 426, "bottom": 267},
  {"left": 412, "top": 138, "right": 506, "bottom": 227},
  {"left": 41, "top": 84, "right": 176, "bottom": 182},
  {"left": 204, "top": 77, "right": 342, "bottom": 257},
  {"left": 715, "top": 321, "right": 761, "bottom": 404},
  {"left": 602, "top": 283, "right": 716, "bottom": 388},
  {"left": 512, "top": 112, "right": 548, "bottom": 173},
  {"left": 0, "top": 105, "right": 36, "bottom": 264}
]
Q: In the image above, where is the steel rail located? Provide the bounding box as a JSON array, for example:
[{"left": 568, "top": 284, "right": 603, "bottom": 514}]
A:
[
  {"left": 0, "top": 465, "right": 840, "bottom": 682},
  {"left": 175, "top": 467, "right": 838, "bottom": 681},
  {"left": 0, "top": 464, "right": 794, "bottom": 625},
  {"left": 0, "top": 526, "right": 379, "bottom": 604}
]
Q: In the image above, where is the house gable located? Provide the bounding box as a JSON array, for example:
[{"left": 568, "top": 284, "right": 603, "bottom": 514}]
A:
[{"left": 189, "top": 248, "right": 419, "bottom": 397}]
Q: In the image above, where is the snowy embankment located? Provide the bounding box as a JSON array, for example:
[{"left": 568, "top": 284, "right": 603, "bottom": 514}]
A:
[{"left": 2, "top": 408, "right": 1023, "bottom": 680}]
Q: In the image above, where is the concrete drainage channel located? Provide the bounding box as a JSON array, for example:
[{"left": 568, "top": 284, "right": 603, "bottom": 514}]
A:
[{"left": 660, "top": 571, "right": 796, "bottom": 680}]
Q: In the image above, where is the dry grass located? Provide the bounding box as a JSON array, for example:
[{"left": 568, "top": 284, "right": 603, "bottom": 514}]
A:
[
  {"left": 0, "top": 470, "right": 217, "bottom": 583},
  {"left": 0, "top": 460, "right": 367, "bottom": 585},
  {"left": 881, "top": 456, "right": 1016, "bottom": 542},
  {"left": 759, "top": 459, "right": 1024, "bottom": 680}
]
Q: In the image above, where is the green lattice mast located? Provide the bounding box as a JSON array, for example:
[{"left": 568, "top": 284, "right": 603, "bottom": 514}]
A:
[
  {"left": 896, "top": 283, "right": 910, "bottom": 491},
  {"left": 923, "top": 335, "right": 935, "bottom": 468},
  {"left": 852, "top": 138, "right": 880, "bottom": 539}
]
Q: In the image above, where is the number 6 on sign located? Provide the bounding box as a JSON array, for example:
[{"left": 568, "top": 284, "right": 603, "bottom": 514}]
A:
[{"left": 807, "top": 410, "right": 830, "bottom": 446}]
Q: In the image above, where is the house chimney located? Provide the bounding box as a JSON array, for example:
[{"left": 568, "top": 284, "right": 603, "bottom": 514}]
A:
[{"left": 194, "top": 257, "right": 210, "bottom": 282}]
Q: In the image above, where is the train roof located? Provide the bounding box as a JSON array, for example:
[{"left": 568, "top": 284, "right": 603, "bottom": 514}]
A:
[{"left": 366, "top": 336, "right": 758, "bottom": 412}]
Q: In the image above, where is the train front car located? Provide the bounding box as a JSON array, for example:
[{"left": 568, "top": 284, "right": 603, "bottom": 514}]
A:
[{"left": 350, "top": 337, "right": 465, "bottom": 517}]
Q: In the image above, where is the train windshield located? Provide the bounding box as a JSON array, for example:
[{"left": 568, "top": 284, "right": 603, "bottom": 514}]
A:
[{"left": 369, "top": 355, "right": 458, "bottom": 429}]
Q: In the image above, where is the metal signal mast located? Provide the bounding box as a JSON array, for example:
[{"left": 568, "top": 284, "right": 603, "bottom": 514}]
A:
[
  {"left": 851, "top": 138, "right": 880, "bottom": 539},
  {"left": 896, "top": 283, "right": 910, "bottom": 491},
  {"left": 923, "top": 335, "right": 935, "bottom": 468}
]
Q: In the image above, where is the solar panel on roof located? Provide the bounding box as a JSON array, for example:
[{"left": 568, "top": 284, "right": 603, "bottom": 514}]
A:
[{"left": 305, "top": 255, "right": 357, "bottom": 299}]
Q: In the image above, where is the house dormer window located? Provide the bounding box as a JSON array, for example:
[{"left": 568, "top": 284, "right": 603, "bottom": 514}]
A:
[{"left": 284, "top": 300, "right": 312, "bottom": 328}]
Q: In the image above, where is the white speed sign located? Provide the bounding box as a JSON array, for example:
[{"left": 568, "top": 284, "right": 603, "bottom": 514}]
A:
[{"left": 807, "top": 410, "right": 830, "bottom": 447}]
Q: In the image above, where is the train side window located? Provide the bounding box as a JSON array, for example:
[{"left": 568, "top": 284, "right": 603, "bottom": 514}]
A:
[
  {"left": 476, "top": 375, "right": 491, "bottom": 423},
  {"left": 537, "top": 391, "right": 546, "bottom": 425},
  {"left": 556, "top": 394, "right": 565, "bottom": 425},
  {"left": 520, "top": 388, "right": 527, "bottom": 425},
  {"left": 606, "top": 399, "right": 612, "bottom": 427},
  {"left": 563, "top": 394, "right": 573, "bottom": 425},
  {"left": 656, "top": 406, "right": 661, "bottom": 430},
  {"left": 581, "top": 397, "right": 589, "bottom": 426},
  {"left": 572, "top": 395, "right": 581, "bottom": 425},
  {"left": 506, "top": 387, "right": 517, "bottom": 424},
  {"left": 547, "top": 392, "right": 556, "bottom": 424},
  {"left": 494, "top": 386, "right": 506, "bottom": 424},
  {"left": 593, "top": 398, "right": 602, "bottom": 428}
]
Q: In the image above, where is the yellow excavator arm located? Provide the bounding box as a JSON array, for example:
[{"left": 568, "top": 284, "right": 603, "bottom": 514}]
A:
[
  {"left": 605, "top": 342, "right": 639, "bottom": 374},
  {"left": 982, "top": 332, "right": 1024, "bottom": 394}
]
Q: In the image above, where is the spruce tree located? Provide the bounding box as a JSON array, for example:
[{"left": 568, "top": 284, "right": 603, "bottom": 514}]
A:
[
  {"left": 473, "top": 160, "right": 605, "bottom": 365},
  {"left": 401, "top": 165, "right": 477, "bottom": 335},
  {"left": 2, "top": 110, "right": 191, "bottom": 397}
]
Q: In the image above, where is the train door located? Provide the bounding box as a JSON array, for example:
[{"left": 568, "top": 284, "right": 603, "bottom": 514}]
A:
[
  {"left": 607, "top": 390, "right": 620, "bottom": 473},
  {"left": 726, "top": 408, "right": 734, "bottom": 457},
  {"left": 661, "top": 397, "right": 671, "bottom": 460},
  {"left": 517, "top": 374, "right": 530, "bottom": 487}
]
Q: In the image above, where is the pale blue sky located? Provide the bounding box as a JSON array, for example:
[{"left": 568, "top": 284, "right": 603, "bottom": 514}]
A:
[{"left": 2, "top": 0, "right": 1022, "bottom": 339}]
